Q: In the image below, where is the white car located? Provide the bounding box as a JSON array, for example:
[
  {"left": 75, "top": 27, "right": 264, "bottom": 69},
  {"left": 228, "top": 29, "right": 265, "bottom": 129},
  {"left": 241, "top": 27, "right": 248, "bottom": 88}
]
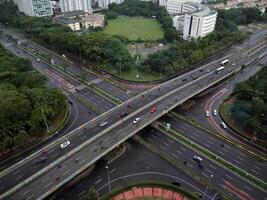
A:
[
  {"left": 205, "top": 111, "right": 210, "bottom": 117},
  {"left": 60, "top": 140, "right": 70, "bottom": 149},
  {"left": 99, "top": 121, "right": 108, "bottom": 127},
  {"left": 213, "top": 109, "right": 217, "bottom": 116},
  {"left": 221, "top": 122, "right": 227, "bottom": 129},
  {"left": 36, "top": 58, "right": 40, "bottom": 62},
  {"left": 232, "top": 63, "right": 236, "bottom": 66},
  {"left": 133, "top": 117, "right": 141, "bottom": 124}
]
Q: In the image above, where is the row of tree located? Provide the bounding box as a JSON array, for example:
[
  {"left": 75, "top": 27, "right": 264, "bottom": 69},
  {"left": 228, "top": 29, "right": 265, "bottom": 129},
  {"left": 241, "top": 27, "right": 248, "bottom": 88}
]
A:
[
  {"left": 105, "top": 0, "right": 180, "bottom": 42},
  {"left": 142, "top": 7, "right": 267, "bottom": 76},
  {"left": 231, "top": 66, "right": 267, "bottom": 140},
  {"left": 0, "top": 44, "right": 66, "bottom": 153}
]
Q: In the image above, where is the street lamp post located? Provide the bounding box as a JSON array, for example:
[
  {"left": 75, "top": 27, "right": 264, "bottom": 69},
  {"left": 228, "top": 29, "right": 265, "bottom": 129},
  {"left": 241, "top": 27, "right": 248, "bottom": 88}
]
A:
[
  {"left": 41, "top": 109, "right": 49, "bottom": 133},
  {"left": 203, "top": 174, "right": 213, "bottom": 200},
  {"left": 106, "top": 166, "right": 111, "bottom": 193}
]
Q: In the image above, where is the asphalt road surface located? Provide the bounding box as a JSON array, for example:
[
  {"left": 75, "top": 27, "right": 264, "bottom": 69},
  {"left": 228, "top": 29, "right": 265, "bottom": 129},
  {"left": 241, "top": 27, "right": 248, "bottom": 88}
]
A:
[
  {"left": 139, "top": 128, "right": 267, "bottom": 200},
  {"left": 0, "top": 28, "right": 266, "bottom": 199},
  {"left": 50, "top": 139, "right": 219, "bottom": 200}
]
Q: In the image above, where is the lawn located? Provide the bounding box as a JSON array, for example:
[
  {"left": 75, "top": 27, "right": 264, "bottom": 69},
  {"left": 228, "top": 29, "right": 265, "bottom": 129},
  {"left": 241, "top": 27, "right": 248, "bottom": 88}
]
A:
[{"left": 103, "top": 16, "right": 164, "bottom": 41}]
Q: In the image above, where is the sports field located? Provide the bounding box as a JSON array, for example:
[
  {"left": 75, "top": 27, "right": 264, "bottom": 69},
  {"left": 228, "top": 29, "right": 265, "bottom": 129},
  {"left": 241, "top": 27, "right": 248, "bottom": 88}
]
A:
[{"left": 104, "top": 16, "right": 164, "bottom": 41}]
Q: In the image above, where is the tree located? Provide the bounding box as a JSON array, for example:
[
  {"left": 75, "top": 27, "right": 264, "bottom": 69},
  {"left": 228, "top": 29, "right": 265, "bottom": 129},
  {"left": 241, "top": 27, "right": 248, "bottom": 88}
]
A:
[{"left": 81, "top": 187, "right": 100, "bottom": 200}]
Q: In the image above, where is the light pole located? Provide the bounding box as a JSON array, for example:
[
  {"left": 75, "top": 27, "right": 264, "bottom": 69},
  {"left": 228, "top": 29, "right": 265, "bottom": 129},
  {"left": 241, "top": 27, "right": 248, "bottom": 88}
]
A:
[
  {"left": 212, "top": 193, "right": 218, "bottom": 200},
  {"left": 251, "top": 113, "right": 264, "bottom": 143},
  {"left": 106, "top": 166, "right": 111, "bottom": 193},
  {"left": 41, "top": 109, "right": 49, "bottom": 133},
  {"left": 203, "top": 174, "right": 213, "bottom": 200}
]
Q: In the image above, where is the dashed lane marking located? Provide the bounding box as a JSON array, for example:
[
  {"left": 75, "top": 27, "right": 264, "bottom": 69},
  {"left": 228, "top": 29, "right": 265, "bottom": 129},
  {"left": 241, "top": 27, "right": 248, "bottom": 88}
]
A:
[
  {"left": 45, "top": 182, "right": 53, "bottom": 188},
  {"left": 251, "top": 169, "right": 259, "bottom": 175},
  {"left": 176, "top": 150, "right": 183, "bottom": 155},
  {"left": 225, "top": 174, "right": 232, "bottom": 180},
  {"left": 244, "top": 186, "right": 252, "bottom": 192},
  {"left": 163, "top": 142, "right": 169, "bottom": 147},
  {"left": 63, "top": 170, "right": 70, "bottom": 176},
  {"left": 206, "top": 168, "right": 213, "bottom": 174},
  {"left": 160, "top": 145, "right": 166, "bottom": 150},
  {"left": 95, "top": 179, "right": 102, "bottom": 184},
  {"left": 209, "top": 164, "right": 216, "bottom": 170},
  {"left": 171, "top": 153, "right": 179, "bottom": 159},
  {"left": 110, "top": 168, "right": 116, "bottom": 174},
  {"left": 78, "top": 190, "right": 86, "bottom": 197},
  {"left": 15, "top": 174, "right": 23, "bottom": 181},
  {"left": 22, "top": 190, "right": 31, "bottom": 196},
  {"left": 26, "top": 194, "right": 34, "bottom": 200}
]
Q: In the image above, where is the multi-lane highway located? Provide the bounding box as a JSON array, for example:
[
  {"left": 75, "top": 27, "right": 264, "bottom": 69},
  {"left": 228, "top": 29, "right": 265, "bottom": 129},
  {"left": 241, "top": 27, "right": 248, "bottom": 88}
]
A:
[{"left": 0, "top": 27, "right": 266, "bottom": 200}]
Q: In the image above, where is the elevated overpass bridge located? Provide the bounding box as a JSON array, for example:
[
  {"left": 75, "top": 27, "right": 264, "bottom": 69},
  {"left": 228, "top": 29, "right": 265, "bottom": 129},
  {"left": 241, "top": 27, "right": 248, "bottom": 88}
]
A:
[{"left": 0, "top": 31, "right": 266, "bottom": 200}]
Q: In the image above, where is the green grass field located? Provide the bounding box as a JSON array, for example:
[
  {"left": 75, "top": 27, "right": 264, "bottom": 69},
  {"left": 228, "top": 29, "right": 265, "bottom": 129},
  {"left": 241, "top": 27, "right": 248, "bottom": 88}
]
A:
[{"left": 104, "top": 16, "right": 164, "bottom": 41}]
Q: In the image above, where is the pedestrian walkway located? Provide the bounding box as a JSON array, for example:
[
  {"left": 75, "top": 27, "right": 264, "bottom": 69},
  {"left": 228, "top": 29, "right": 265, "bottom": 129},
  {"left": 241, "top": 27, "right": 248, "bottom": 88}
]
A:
[{"left": 112, "top": 186, "right": 189, "bottom": 200}]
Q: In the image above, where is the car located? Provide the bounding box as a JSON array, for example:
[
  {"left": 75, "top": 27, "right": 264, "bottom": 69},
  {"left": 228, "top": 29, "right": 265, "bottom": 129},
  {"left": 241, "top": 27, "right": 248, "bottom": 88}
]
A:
[
  {"left": 221, "top": 122, "right": 227, "bottom": 129},
  {"left": 60, "top": 140, "right": 70, "bottom": 149},
  {"left": 99, "top": 121, "right": 108, "bottom": 127},
  {"left": 232, "top": 63, "right": 236, "bottom": 66},
  {"left": 213, "top": 109, "right": 217, "bottom": 116},
  {"left": 193, "top": 155, "right": 203, "bottom": 163},
  {"left": 133, "top": 117, "right": 141, "bottom": 124},
  {"left": 171, "top": 181, "right": 181, "bottom": 186},
  {"left": 62, "top": 54, "right": 66, "bottom": 58},
  {"left": 205, "top": 111, "right": 209, "bottom": 117},
  {"left": 36, "top": 58, "right": 40, "bottom": 62},
  {"left": 36, "top": 157, "right": 47, "bottom": 165},
  {"left": 150, "top": 106, "right": 157, "bottom": 113}
]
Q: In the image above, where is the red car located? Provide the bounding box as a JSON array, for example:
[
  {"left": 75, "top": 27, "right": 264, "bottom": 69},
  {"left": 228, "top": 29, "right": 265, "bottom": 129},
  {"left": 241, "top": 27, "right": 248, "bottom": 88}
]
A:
[{"left": 150, "top": 106, "right": 157, "bottom": 113}]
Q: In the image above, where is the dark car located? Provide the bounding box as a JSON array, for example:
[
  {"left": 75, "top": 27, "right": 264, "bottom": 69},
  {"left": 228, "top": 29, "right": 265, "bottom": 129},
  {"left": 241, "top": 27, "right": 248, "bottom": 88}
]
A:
[{"left": 172, "top": 181, "right": 181, "bottom": 187}]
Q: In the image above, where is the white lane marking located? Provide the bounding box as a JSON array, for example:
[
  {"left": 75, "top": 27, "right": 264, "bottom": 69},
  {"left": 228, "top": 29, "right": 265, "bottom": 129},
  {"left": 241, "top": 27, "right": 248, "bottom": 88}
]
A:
[
  {"left": 51, "top": 152, "right": 58, "bottom": 158},
  {"left": 81, "top": 135, "right": 87, "bottom": 140},
  {"left": 26, "top": 194, "right": 34, "bottom": 200},
  {"left": 63, "top": 170, "right": 70, "bottom": 176},
  {"left": 155, "top": 132, "right": 161, "bottom": 136},
  {"left": 167, "top": 139, "right": 174, "bottom": 143},
  {"left": 253, "top": 165, "right": 262, "bottom": 171},
  {"left": 202, "top": 172, "right": 209, "bottom": 179},
  {"left": 80, "top": 159, "right": 86, "bottom": 164},
  {"left": 244, "top": 186, "right": 252, "bottom": 192},
  {"left": 110, "top": 168, "right": 116, "bottom": 174},
  {"left": 163, "top": 142, "right": 169, "bottom": 147},
  {"left": 234, "top": 160, "right": 242, "bottom": 165},
  {"left": 151, "top": 134, "right": 157, "bottom": 139},
  {"left": 95, "top": 179, "right": 102, "bottom": 184},
  {"left": 16, "top": 174, "right": 23, "bottom": 181},
  {"left": 22, "top": 190, "right": 31, "bottom": 196},
  {"left": 238, "top": 152, "right": 247, "bottom": 158},
  {"left": 171, "top": 153, "right": 179, "bottom": 159},
  {"left": 208, "top": 137, "right": 216, "bottom": 141},
  {"left": 206, "top": 168, "right": 213, "bottom": 174},
  {"left": 180, "top": 147, "right": 186, "bottom": 151},
  {"left": 207, "top": 140, "right": 213, "bottom": 144},
  {"left": 203, "top": 142, "right": 210, "bottom": 148},
  {"left": 42, "top": 177, "right": 50, "bottom": 183},
  {"left": 219, "top": 151, "right": 225, "bottom": 156},
  {"left": 225, "top": 174, "right": 232, "bottom": 180},
  {"left": 251, "top": 169, "right": 259, "bottom": 175},
  {"left": 236, "top": 156, "right": 244, "bottom": 161},
  {"left": 187, "top": 163, "right": 193, "bottom": 168},
  {"left": 148, "top": 138, "right": 153, "bottom": 142},
  {"left": 45, "top": 182, "right": 53, "bottom": 188},
  {"left": 190, "top": 135, "right": 197, "bottom": 140},
  {"left": 209, "top": 164, "right": 216, "bottom": 170},
  {"left": 12, "top": 169, "right": 21, "bottom": 176},
  {"left": 193, "top": 132, "right": 200, "bottom": 137},
  {"left": 78, "top": 190, "right": 86, "bottom": 197},
  {"left": 160, "top": 145, "right": 166, "bottom": 150},
  {"left": 78, "top": 132, "right": 83, "bottom": 136},
  {"left": 176, "top": 150, "right": 183, "bottom": 155},
  {"left": 48, "top": 148, "right": 56, "bottom": 154},
  {"left": 222, "top": 148, "right": 229, "bottom": 153},
  {"left": 184, "top": 123, "right": 189, "bottom": 128}
]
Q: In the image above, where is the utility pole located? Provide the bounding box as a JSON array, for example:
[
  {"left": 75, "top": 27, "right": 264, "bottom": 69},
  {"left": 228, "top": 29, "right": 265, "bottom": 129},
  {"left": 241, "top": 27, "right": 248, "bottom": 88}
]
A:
[
  {"left": 41, "top": 109, "right": 49, "bottom": 133},
  {"left": 203, "top": 174, "right": 213, "bottom": 200},
  {"left": 106, "top": 166, "right": 111, "bottom": 193}
]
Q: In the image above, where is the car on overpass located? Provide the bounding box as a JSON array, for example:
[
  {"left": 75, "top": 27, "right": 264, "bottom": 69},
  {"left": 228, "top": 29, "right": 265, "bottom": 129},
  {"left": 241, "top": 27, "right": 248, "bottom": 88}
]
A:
[
  {"left": 133, "top": 117, "right": 141, "bottom": 124},
  {"left": 60, "top": 140, "right": 70, "bottom": 149},
  {"left": 150, "top": 106, "right": 157, "bottom": 113}
]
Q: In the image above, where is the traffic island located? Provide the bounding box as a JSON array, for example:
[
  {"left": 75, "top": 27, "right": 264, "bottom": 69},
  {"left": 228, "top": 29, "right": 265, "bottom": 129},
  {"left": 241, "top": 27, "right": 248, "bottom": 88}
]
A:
[{"left": 101, "top": 181, "right": 198, "bottom": 200}]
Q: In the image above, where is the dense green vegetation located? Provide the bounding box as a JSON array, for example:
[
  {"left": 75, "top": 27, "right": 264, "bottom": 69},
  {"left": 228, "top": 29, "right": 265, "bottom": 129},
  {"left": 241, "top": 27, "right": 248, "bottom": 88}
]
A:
[
  {"left": 0, "top": 1, "right": 266, "bottom": 79},
  {"left": 104, "top": 16, "right": 164, "bottom": 41},
  {"left": 0, "top": 44, "right": 66, "bottom": 153},
  {"left": 81, "top": 187, "right": 100, "bottom": 200},
  {"left": 230, "top": 66, "right": 267, "bottom": 140}
]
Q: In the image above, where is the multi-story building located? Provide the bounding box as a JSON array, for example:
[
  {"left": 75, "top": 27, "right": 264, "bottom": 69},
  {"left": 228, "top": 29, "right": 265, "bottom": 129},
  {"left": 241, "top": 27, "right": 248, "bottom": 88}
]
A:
[
  {"left": 13, "top": 0, "right": 53, "bottom": 17},
  {"left": 97, "top": 0, "right": 124, "bottom": 9},
  {"left": 172, "top": 2, "right": 217, "bottom": 39},
  {"left": 59, "top": 0, "right": 92, "bottom": 13},
  {"left": 166, "top": 0, "right": 201, "bottom": 14}
]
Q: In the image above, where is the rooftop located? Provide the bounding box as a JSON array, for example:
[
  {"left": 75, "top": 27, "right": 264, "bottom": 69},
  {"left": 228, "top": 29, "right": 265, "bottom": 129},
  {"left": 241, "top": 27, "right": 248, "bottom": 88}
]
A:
[
  {"left": 63, "top": 10, "right": 85, "bottom": 18},
  {"left": 184, "top": 2, "right": 217, "bottom": 17}
]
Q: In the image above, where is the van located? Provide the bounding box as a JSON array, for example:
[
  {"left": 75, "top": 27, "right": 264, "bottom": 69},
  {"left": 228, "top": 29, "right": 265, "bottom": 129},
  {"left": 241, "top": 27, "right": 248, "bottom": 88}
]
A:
[{"left": 221, "top": 122, "right": 227, "bottom": 129}]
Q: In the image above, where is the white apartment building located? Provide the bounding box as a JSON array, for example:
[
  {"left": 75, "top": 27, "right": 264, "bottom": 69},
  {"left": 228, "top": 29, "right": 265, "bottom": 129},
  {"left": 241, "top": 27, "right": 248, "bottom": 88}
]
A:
[
  {"left": 166, "top": 0, "right": 201, "bottom": 14},
  {"left": 59, "top": 0, "right": 92, "bottom": 13},
  {"left": 172, "top": 2, "right": 217, "bottom": 39},
  {"left": 13, "top": 0, "right": 53, "bottom": 17},
  {"left": 97, "top": 0, "right": 124, "bottom": 9}
]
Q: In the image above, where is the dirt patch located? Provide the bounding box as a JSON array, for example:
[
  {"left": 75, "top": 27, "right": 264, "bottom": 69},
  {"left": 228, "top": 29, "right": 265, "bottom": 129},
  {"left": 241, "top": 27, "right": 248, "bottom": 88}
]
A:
[{"left": 127, "top": 43, "right": 169, "bottom": 60}]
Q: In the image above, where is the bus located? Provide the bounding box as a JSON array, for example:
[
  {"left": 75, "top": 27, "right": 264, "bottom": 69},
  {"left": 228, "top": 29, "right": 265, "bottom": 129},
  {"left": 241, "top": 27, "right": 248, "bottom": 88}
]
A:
[
  {"left": 216, "top": 66, "right": 224, "bottom": 73},
  {"left": 221, "top": 59, "right": 229, "bottom": 65}
]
